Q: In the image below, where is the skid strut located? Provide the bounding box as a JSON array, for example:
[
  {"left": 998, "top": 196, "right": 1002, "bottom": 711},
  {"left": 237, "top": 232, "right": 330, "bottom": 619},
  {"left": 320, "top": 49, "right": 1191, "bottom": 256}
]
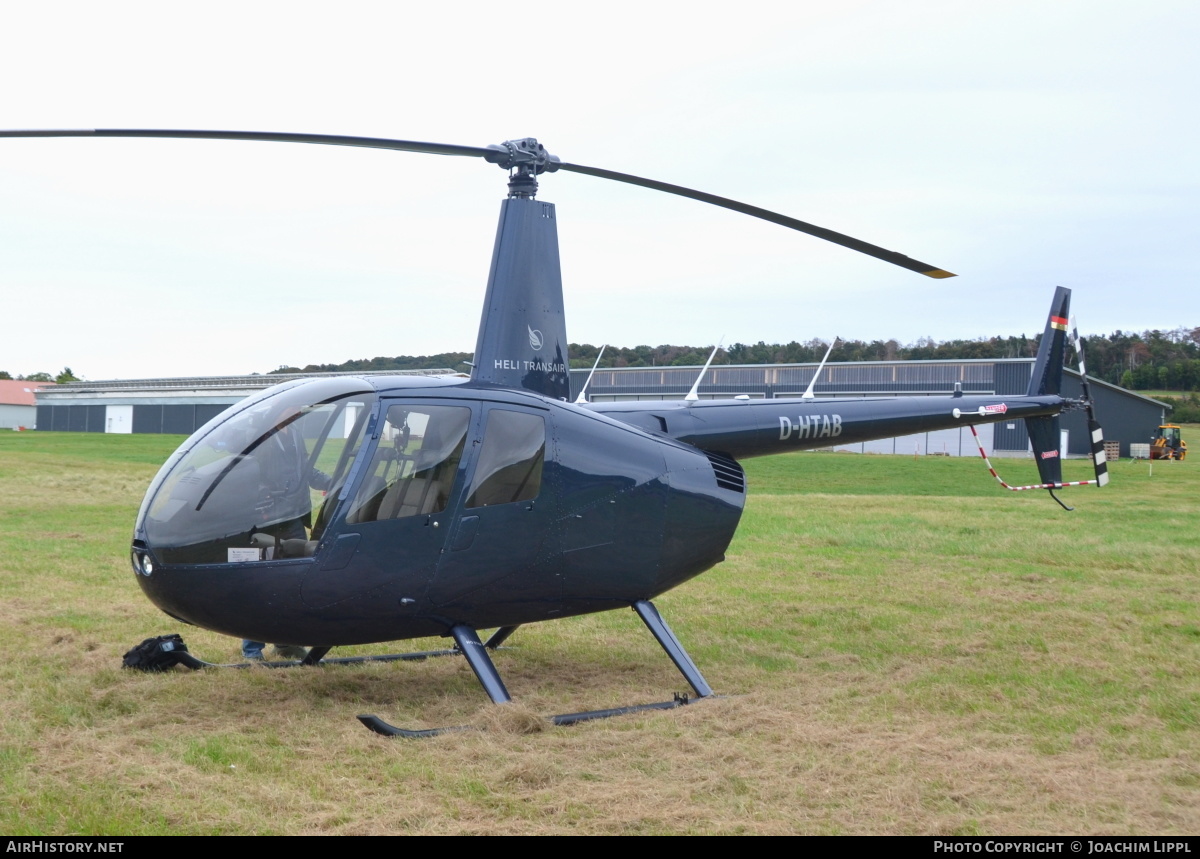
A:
[
  {"left": 451, "top": 624, "right": 511, "bottom": 704},
  {"left": 633, "top": 600, "right": 713, "bottom": 698}
]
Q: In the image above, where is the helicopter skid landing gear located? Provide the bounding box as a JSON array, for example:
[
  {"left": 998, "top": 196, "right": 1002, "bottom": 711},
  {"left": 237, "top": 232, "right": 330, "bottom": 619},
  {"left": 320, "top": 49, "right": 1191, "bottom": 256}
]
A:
[
  {"left": 451, "top": 624, "right": 511, "bottom": 703},
  {"left": 288, "top": 627, "right": 520, "bottom": 669},
  {"left": 250, "top": 647, "right": 464, "bottom": 668},
  {"left": 133, "top": 641, "right": 467, "bottom": 670},
  {"left": 358, "top": 599, "right": 714, "bottom": 737},
  {"left": 631, "top": 599, "right": 713, "bottom": 699}
]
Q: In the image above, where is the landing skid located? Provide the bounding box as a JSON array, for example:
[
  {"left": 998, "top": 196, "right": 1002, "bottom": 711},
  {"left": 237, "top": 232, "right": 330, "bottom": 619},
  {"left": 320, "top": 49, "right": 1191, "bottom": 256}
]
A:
[
  {"left": 359, "top": 600, "right": 714, "bottom": 738},
  {"left": 171, "top": 647, "right": 465, "bottom": 670},
  {"left": 357, "top": 692, "right": 699, "bottom": 737},
  {"left": 136, "top": 625, "right": 522, "bottom": 671}
]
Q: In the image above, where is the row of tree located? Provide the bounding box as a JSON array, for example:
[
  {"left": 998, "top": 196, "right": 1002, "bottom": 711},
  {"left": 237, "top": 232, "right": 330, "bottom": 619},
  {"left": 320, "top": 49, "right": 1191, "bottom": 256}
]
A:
[
  {"left": 271, "top": 327, "right": 1200, "bottom": 392},
  {"left": 1154, "top": 393, "right": 1200, "bottom": 423},
  {"left": 0, "top": 368, "right": 79, "bottom": 383},
  {"left": 273, "top": 353, "right": 474, "bottom": 376}
]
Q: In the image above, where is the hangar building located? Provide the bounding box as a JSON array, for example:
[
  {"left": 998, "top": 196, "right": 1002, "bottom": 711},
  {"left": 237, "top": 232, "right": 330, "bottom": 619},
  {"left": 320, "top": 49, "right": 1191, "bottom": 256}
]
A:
[
  {"left": 34, "top": 370, "right": 455, "bottom": 435},
  {"left": 0, "top": 380, "right": 55, "bottom": 430},
  {"left": 34, "top": 359, "right": 1167, "bottom": 459}
]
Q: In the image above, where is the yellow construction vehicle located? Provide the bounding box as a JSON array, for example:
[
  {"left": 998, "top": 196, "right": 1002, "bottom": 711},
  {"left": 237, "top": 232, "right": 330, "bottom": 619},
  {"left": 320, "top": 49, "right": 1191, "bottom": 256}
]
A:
[{"left": 1151, "top": 424, "right": 1187, "bottom": 460}]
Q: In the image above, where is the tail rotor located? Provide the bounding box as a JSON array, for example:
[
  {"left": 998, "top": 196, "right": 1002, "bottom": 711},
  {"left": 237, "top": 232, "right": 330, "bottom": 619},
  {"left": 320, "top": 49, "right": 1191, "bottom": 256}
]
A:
[
  {"left": 1070, "top": 316, "right": 1110, "bottom": 489},
  {"left": 972, "top": 289, "right": 1109, "bottom": 509}
]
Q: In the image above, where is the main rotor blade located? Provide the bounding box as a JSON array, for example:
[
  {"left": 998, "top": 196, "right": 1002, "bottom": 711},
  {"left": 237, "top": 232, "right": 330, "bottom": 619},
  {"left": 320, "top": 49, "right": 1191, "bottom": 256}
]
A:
[
  {"left": 0, "top": 129, "right": 955, "bottom": 277},
  {"left": 557, "top": 161, "right": 955, "bottom": 278},
  {"left": 0, "top": 128, "right": 493, "bottom": 159}
]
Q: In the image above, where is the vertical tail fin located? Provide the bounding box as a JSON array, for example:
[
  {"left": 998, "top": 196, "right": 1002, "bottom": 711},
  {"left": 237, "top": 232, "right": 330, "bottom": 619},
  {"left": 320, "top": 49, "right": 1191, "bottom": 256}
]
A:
[
  {"left": 1027, "top": 286, "right": 1071, "bottom": 398},
  {"left": 1025, "top": 287, "right": 1071, "bottom": 483},
  {"left": 1026, "top": 414, "right": 1064, "bottom": 485}
]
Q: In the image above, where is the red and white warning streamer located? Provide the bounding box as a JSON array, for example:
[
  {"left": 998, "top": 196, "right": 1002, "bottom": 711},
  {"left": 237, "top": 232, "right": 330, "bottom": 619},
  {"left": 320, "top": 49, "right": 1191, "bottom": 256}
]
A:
[{"left": 968, "top": 424, "right": 1105, "bottom": 491}]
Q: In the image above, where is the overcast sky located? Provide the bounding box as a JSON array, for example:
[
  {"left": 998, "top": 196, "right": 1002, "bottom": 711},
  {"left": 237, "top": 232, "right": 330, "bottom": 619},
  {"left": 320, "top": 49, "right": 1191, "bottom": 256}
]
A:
[{"left": 2, "top": 1, "right": 1197, "bottom": 380}]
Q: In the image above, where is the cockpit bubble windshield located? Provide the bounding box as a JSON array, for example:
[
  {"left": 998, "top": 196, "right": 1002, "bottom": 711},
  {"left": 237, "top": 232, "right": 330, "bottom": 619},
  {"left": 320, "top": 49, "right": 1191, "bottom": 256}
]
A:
[{"left": 137, "top": 378, "right": 377, "bottom": 565}]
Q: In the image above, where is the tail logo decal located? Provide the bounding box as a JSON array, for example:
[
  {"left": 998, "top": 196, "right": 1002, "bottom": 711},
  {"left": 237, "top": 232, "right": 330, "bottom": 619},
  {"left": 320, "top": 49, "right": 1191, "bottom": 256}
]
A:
[
  {"left": 1050, "top": 315, "right": 1068, "bottom": 331},
  {"left": 528, "top": 326, "right": 544, "bottom": 351}
]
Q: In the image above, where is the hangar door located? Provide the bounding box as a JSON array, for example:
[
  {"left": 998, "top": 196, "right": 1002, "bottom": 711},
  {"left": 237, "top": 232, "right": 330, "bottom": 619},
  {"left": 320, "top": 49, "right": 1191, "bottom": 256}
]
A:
[{"left": 830, "top": 423, "right": 993, "bottom": 457}]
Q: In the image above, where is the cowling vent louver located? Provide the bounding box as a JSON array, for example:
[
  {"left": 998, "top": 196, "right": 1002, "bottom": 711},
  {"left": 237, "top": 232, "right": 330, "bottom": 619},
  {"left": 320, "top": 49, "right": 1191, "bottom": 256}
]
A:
[{"left": 704, "top": 451, "right": 745, "bottom": 493}]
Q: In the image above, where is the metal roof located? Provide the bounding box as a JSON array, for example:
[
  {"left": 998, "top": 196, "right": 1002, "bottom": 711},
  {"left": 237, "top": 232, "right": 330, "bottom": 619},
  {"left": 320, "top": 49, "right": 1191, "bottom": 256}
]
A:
[
  {"left": 43, "top": 369, "right": 459, "bottom": 395},
  {"left": 0, "top": 379, "right": 56, "bottom": 406}
]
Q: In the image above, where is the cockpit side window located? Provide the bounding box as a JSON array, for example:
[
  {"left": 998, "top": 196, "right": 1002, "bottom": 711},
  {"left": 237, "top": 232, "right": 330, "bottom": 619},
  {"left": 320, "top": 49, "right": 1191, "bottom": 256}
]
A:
[
  {"left": 465, "top": 409, "right": 545, "bottom": 508},
  {"left": 139, "top": 378, "right": 376, "bottom": 565},
  {"left": 309, "top": 400, "right": 374, "bottom": 540},
  {"left": 345, "top": 404, "right": 471, "bottom": 523}
]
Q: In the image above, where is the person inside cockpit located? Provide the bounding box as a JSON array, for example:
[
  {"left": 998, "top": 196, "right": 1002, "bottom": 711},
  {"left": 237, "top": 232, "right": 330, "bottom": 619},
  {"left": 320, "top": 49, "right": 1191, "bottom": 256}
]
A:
[
  {"left": 242, "top": 405, "right": 331, "bottom": 662},
  {"left": 251, "top": 405, "right": 331, "bottom": 544}
]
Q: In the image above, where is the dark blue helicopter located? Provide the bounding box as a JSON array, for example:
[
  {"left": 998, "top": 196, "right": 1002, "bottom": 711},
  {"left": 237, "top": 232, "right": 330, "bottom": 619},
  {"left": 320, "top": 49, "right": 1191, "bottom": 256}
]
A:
[{"left": 2, "top": 130, "right": 1107, "bottom": 734}]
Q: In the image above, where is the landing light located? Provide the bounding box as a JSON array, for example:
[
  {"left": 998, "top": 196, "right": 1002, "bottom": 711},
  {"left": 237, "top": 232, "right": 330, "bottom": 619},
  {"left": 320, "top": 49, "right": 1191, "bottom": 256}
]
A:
[{"left": 132, "top": 551, "right": 153, "bottom": 576}]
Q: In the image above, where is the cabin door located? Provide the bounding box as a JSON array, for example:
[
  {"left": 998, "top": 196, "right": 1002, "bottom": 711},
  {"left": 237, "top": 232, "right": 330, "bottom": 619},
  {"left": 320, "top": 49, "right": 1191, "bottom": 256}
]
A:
[
  {"left": 428, "top": 404, "right": 558, "bottom": 609},
  {"left": 301, "top": 401, "right": 473, "bottom": 608}
]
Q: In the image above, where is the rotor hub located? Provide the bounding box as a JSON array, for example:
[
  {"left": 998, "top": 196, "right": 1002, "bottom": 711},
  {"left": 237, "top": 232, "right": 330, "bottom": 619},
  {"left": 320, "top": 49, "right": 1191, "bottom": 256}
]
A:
[{"left": 484, "top": 138, "right": 560, "bottom": 199}]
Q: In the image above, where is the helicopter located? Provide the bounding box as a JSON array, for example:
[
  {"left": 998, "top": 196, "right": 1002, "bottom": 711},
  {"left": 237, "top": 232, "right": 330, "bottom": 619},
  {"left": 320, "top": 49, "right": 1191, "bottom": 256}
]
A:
[{"left": 2, "top": 130, "right": 1108, "bottom": 735}]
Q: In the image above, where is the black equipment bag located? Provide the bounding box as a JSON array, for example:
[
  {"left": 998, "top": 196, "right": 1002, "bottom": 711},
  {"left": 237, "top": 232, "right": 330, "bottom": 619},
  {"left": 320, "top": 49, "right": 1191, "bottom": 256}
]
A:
[{"left": 121, "top": 634, "right": 203, "bottom": 672}]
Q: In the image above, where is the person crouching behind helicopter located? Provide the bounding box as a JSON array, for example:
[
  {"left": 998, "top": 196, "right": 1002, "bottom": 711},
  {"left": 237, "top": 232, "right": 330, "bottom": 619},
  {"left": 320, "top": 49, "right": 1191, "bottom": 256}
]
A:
[{"left": 242, "top": 404, "right": 332, "bottom": 662}]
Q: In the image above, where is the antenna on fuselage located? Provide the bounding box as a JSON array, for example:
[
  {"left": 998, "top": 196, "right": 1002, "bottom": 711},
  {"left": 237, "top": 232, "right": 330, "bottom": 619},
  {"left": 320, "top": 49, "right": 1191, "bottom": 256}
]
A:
[
  {"left": 685, "top": 339, "right": 723, "bottom": 403},
  {"left": 574, "top": 345, "right": 607, "bottom": 404},
  {"left": 802, "top": 337, "right": 839, "bottom": 399}
]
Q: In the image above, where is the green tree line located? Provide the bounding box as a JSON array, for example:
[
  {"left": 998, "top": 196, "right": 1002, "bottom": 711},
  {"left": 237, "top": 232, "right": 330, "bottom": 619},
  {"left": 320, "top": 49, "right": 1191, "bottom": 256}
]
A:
[
  {"left": 272, "top": 353, "right": 474, "bottom": 375},
  {"left": 273, "top": 327, "right": 1200, "bottom": 393},
  {"left": 0, "top": 368, "right": 79, "bottom": 383}
]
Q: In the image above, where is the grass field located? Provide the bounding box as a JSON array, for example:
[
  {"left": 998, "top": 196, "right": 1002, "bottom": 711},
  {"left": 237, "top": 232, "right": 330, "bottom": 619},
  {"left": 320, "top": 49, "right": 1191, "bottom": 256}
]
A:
[{"left": 0, "top": 430, "right": 1196, "bottom": 835}]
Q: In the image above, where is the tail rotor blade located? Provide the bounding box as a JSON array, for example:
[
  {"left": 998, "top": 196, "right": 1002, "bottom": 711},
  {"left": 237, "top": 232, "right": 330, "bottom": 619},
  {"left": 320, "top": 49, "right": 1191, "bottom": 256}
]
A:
[{"left": 1070, "top": 316, "right": 1110, "bottom": 487}]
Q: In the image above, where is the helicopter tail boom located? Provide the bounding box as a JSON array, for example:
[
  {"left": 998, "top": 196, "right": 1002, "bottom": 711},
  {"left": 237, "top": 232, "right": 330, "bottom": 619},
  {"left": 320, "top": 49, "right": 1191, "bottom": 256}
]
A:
[
  {"left": 589, "top": 287, "right": 1086, "bottom": 467},
  {"left": 588, "top": 392, "right": 1065, "bottom": 461}
]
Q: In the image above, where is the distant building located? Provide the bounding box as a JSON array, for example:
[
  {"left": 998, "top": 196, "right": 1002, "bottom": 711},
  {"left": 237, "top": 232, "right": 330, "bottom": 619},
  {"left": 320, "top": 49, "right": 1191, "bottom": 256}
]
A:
[
  {"left": 0, "top": 380, "right": 55, "bottom": 430},
  {"left": 34, "top": 371, "right": 456, "bottom": 436}
]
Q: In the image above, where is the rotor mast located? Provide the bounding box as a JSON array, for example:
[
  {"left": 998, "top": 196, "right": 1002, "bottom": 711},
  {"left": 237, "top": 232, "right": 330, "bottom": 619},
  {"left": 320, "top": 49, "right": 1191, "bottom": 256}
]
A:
[{"left": 470, "top": 138, "right": 571, "bottom": 400}]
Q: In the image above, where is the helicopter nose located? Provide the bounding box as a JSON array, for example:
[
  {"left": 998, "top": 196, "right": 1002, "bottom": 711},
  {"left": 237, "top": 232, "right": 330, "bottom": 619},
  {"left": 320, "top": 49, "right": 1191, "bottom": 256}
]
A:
[{"left": 131, "top": 552, "right": 316, "bottom": 642}]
